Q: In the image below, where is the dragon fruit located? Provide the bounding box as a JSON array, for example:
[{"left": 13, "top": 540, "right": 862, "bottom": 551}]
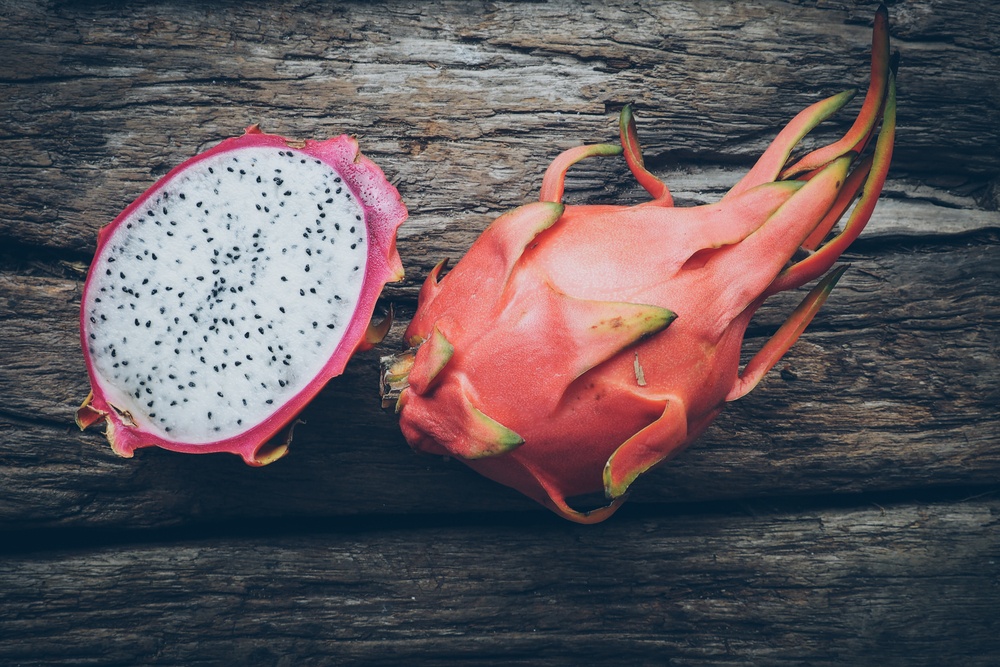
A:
[
  {"left": 384, "top": 7, "right": 896, "bottom": 521},
  {"left": 78, "top": 127, "right": 406, "bottom": 465}
]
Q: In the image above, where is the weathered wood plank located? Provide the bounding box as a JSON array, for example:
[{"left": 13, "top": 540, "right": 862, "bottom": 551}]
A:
[
  {"left": 0, "top": 2, "right": 997, "bottom": 663},
  {"left": 2, "top": 498, "right": 998, "bottom": 666},
  {"left": 1, "top": 0, "right": 998, "bottom": 255},
  {"left": 1, "top": 240, "right": 996, "bottom": 528}
]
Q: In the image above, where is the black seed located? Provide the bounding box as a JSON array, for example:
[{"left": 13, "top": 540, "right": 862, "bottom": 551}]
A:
[{"left": 266, "top": 399, "right": 274, "bottom": 404}]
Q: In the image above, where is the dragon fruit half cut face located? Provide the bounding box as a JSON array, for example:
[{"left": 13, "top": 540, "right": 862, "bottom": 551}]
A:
[
  {"left": 78, "top": 127, "right": 406, "bottom": 465},
  {"left": 384, "top": 7, "right": 896, "bottom": 521}
]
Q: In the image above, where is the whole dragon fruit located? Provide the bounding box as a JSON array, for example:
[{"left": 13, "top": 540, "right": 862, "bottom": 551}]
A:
[
  {"left": 78, "top": 127, "right": 406, "bottom": 465},
  {"left": 384, "top": 7, "right": 896, "bottom": 521}
]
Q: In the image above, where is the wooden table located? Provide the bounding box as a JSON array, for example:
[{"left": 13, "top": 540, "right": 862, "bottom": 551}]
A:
[{"left": 2, "top": 1, "right": 998, "bottom": 664}]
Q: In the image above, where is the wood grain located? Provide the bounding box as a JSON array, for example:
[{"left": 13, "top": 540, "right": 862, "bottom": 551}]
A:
[
  {"left": 1, "top": 0, "right": 998, "bottom": 664},
  {"left": 2, "top": 0, "right": 999, "bottom": 255},
  {"left": 2, "top": 498, "right": 998, "bottom": 666}
]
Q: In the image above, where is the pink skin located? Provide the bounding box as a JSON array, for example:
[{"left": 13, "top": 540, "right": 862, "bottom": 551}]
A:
[
  {"left": 79, "top": 127, "right": 406, "bottom": 465},
  {"left": 395, "top": 6, "right": 895, "bottom": 522}
]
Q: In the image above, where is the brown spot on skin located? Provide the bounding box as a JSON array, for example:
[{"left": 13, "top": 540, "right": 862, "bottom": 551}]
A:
[{"left": 594, "top": 317, "right": 626, "bottom": 330}]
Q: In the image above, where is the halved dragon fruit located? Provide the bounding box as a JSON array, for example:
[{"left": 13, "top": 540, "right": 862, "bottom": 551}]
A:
[{"left": 78, "top": 127, "right": 406, "bottom": 465}]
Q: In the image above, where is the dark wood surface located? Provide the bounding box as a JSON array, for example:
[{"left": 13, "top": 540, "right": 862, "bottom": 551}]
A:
[{"left": 2, "top": 1, "right": 998, "bottom": 664}]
